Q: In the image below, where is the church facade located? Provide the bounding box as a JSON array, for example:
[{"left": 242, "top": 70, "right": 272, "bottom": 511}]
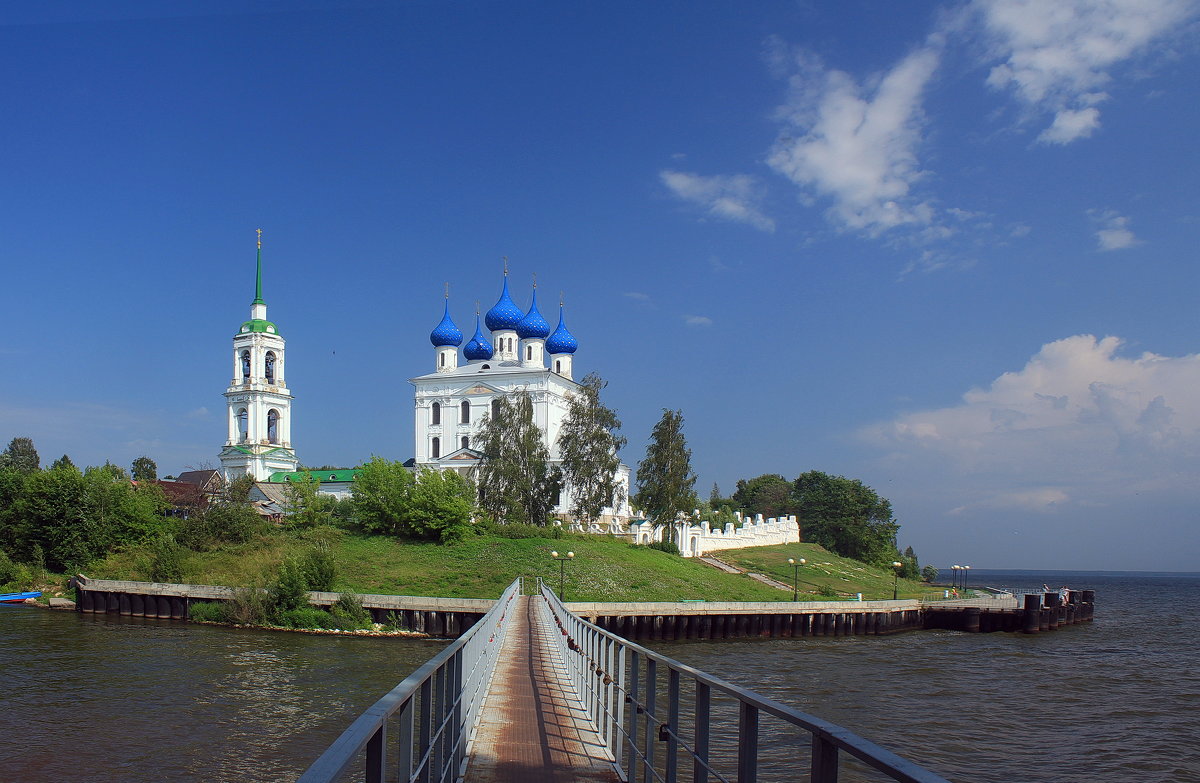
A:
[{"left": 409, "top": 270, "right": 632, "bottom": 527}]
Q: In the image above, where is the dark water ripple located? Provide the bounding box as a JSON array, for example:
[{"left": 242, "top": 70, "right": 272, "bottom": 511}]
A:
[{"left": 2, "top": 572, "right": 1198, "bottom": 782}]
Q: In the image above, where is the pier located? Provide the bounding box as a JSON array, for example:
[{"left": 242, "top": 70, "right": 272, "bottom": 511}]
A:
[{"left": 298, "top": 578, "right": 952, "bottom": 783}]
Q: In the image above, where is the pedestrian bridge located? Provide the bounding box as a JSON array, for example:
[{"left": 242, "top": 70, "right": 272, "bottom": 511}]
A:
[{"left": 297, "top": 579, "right": 949, "bottom": 783}]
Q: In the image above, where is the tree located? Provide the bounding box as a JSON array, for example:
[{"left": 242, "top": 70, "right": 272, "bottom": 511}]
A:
[
  {"left": 50, "top": 455, "right": 76, "bottom": 472},
  {"left": 634, "top": 409, "right": 697, "bottom": 543},
  {"left": 283, "top": 472, "right": 334, "bottom": 528},
  {"left": 0, "top": 437, "right": 39, "bottom": 475},
  {"left": 131, "top": 456, "right": 157, "bottom": 482},
  {"left": 474, "top": 393, "right": 560, "bottom": 526},
  {"left": 407, "top": 468, "right": 473, "bottom": 542},
  {"left": 732, "top": 473, "right": 794, "bottom": 519},
  {"left": 792, "top": 471, "right": 899, "bottom": 567},
  {"left": 351, "top": 457, "right": 416, "bottom": 536},
  {"left": 557, "top": 373, "right": 627, "bottom": 526},
  {"left": 921, "top": 564, "right": 939, "bottom": 583}
]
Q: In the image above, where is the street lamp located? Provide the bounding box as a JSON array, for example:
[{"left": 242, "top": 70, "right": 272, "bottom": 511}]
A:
[
  {"left": 787, "top": 557, "right": 806, "bottom": 601},
  {"left": 892, "top": 561, "right": 903, "bottom": 600},
  {"left": 550, "top": 550, "right": 574, "bottom": 600},
  {"left": 951, "top": 565, "right": 960, "bottom": 591},
  {"left": 962, "top": 565, "right": 970, "bottom": 594}
]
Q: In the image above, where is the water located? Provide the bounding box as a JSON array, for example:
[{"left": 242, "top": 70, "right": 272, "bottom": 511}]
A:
[
  {"left": 2, "top": 572, "right": 1197, "bottom": 782},
  {"left": 650, "top": 571, "right": 1200, "bottom": 782}
]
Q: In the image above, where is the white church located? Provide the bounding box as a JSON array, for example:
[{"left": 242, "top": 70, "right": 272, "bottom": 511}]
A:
[{"left": 217, "top": 240, "right": 632, "bottom": 526}]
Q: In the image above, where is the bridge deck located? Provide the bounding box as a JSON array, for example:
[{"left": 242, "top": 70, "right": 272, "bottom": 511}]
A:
[{"left": 466, "top": 595, "right": 619, "bottom": 783}]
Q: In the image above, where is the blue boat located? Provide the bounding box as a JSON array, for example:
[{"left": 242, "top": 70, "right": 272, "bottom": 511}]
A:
[{"left": 0, "top": 591, "right": 41, "bottom": 604}]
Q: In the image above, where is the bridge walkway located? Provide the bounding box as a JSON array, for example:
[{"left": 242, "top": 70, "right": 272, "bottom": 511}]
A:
[{"left": 465, "top": 595, "right": 618, "bottom": 783}]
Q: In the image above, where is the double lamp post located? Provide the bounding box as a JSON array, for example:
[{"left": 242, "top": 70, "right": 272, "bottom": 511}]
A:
[{"left": 550, "top": 550, "right": 574, "bottom": 600}]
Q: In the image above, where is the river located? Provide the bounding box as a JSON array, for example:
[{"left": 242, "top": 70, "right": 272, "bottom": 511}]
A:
[{"left": 2, "top": 571, "right": 1197, "bottom": 782}]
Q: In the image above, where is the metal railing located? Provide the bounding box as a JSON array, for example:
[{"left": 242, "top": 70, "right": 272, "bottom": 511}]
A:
[
  {"left": 298, "top": 577, "right": 522, "bottom": 783},
  {"left": 539, "top": 578, "right": 950, "bottom": 783}
]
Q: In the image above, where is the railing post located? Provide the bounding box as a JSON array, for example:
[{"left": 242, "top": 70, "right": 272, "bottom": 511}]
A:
[
  {"left": 737, "top": 702, "right": 758, "bottom": 783},
  {"left": 452, "top": 648, "right": 465, "bottom": 780},
  {"left": 366, "top": 724, "right": 386, "bottom": 783},
  {"left": 693, "top": 682, "right": 710, "bottom": 783},
  {"left": 616, "top": 644, "right": 628, "bottom": 781},
  {"left": 644, "top": 658, "right": 658, "bottom": 783},
  {"left": 810, "top": 734, "right": 838, "bottom": 783},
  {"left": 627, "top": 651, "right": 641, "bottom": 781},
  {"left": 418, "top": 677, "right": 433, "bottom": 783},
  {"left": 398, "top": 695, "right": 415, "bottom": 783},
  {"left": 665, "top": 668, "right": 680, "bottom": 783}
]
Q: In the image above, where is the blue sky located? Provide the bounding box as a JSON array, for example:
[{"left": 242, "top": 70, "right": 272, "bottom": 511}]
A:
[{"left": 2, "top": 1, "right": 1197, "bottom": 570}]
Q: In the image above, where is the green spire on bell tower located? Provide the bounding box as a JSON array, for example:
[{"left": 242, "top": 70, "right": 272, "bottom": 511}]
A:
[{"left": 253, "top": 228, "right": 266, "bottom": 305}]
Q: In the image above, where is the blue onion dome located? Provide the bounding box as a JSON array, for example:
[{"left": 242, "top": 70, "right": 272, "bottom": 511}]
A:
[
  {"left": 463, "top": 315, "right": 494, "bottom": 360},
  {"left": 545, "top": 305, "right": 578, "bottom": 354},
  {"left": 484, "top": 276, "right": 524, "bottom": 331},
  {"left": 429, "top": 300, "right": 463, "bottom": 347},
  {"left": 516, "top": 289, "right": 551, "bottom": 339}
]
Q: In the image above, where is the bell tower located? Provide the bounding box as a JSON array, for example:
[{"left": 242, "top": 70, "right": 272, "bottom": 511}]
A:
[{"left": 219, "top": 230, "right": 298, "bottom": 482}]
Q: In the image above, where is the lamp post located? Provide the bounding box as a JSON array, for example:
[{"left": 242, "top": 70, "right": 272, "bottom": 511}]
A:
[
  {"left": 892, "top": 561, "right": 903, "bottom": 600},
  {"left": 962, "top": 564, "right": 970, "bottom": 595},
  {"left": 951, "top": 565, "right": 960, "bottom": 591},
  {"left": 550, "top": 550, "right": 574, "bottom": 600},
  {"left": 787, "top": 557, "right": 806, "bottom": 601}
]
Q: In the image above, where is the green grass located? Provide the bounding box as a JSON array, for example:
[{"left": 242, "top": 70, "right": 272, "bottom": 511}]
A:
[
  {"left": 82, "top": 528, "right": 943, "bottom": 603},
  {"left": 713, "top": 543, "right": 942, "bottom": 600}
]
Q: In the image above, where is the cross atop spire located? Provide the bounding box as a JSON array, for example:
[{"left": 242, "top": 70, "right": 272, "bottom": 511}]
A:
[
  {"left": 503, "top": 256, "right": 508, "bottom": 276},
  {"left": 444, "top": 282, "right": 450, "bottom": 299}
]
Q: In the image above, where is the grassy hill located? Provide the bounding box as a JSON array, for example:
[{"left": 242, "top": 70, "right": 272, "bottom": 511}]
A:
[{"left": 83, "top": 528, "right": 939, "bottom": 603}]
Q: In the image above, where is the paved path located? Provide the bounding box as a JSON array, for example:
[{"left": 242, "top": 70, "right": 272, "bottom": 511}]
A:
[{"left": 466, "top": 596, "right": 619, "bottom": 783}]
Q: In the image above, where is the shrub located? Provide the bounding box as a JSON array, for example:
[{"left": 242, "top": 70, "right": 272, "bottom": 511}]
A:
[
  {"left": 280, "top": 607, "right": 338, "bottom": 630},
  {"left": 647, "top": 540, "right": 680, "bottom": 556},
  {"left": 299, "top": 543, "right": 337, "bottom": 591},
  {"left": 384, "top": 610, "right": 404, "bottom": 631},
  {"left": 330, "top": 592, "right": 372, "bottom": 630},
  {"left": 227, "top": 587, "right": 272, "bottom": 625},
  {"left": 189, "top": 601, "right": 231, "bottom": 623},
  {"left": 482, "top": 522, "right": 547, "bottom": 539},
  {"left": 817, "top": 584, "right": 839, "bottom": 598},
  {"left": 270, "top": 558, "right": 310, "bottom": 617},
  {"left": 148, "top": 534, "right": 185, "bottom": 583},
  {"left": 0, "top": 550, "right": 18, "bottom": 585}
]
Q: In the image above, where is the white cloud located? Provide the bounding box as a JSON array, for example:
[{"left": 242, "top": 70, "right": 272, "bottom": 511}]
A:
[
  {"left": 186, "top": 406, "right": 210, "bottom": 419},
  {"left": 659, "top": 171, "right": 775, "bottom": 232},
  {"left": 623, "top": 291, "right": 651, "bottom": 302},
  {"left": 863, "top": 335, "right": 1200, "bottom": 512},
  {"left": 766, "top": 44, "right": 940, "bottom": 235},
  {"left": 1089, "top": 209, "right": 1140, "bottom": 250},
  {"left": 684, "top": 315, "right": 713, "bottom": 327},
  {"left": 975, "top": 0, "right": 1195, "bottom": 143}
]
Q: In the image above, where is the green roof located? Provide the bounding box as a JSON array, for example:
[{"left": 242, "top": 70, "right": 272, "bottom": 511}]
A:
[
  {"left": 239, "top": 318, "right": 278, "bottom": 335},
  {"left": 268, "top": 469, "right": 362, "bottom": 483}
]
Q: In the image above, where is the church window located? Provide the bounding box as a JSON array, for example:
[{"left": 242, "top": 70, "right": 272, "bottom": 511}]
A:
[
  {"left": 461, "top": 436, "right": 469, "bottom": 450},
  {"left": 431, "top": 402, "right": 441, "bottom": 425},
  {"left": 526, "top": 345, "right": 532, "bottom": 360},
  {"left": 237, "top": 408, "right": 248, "bottom": 442},
  {"left": 241, "top": 350, "right": 251, "bottom": 382},
  {"left": 491, "top": 399, "right": 501, "bottom": 419},
  {"left": 431, "top": 437, "right": 440, "bottom": 459},
  {"left": 439, "top": 352, "right": 445, "bottom": 367},
  {"left": 460, "top": 400, "right": 470, "bottom": 424},
  {"left": 267, "top": 409, "right": 280, "bottom": 444},
  {"left": 555, "top": 360, "right": 561, "bottom": 374},
  {"left": 264, "top": 351, "right": 276, "bottom": 384}
]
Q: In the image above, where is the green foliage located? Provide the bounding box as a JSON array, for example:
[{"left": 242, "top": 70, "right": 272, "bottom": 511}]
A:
[
  {"left": 148, "top": 534, "right": 185, "bottom": 583},
  {"left": 131, "top": 456, "right": 157, "bottom": 482},
  {"left": 189, "top": 600, "right": 231, "bottom": 623},
  {"left": 227, "top": 474, "right": 255, "bottom": 503},
  {"left": 180, "top": 497, "right": 267, "bottom": 550},
  {"left": 558, "top": 373, "right": 627, "bottom": 526},
  {"left": 478, "top": 520, "right": 547, "bottom": 539},
  {"left": 49, "top": 454, "right": 75, "bottom": 472},
  {"left": 227, "top": 587, "right": 272, "bottom": 625},
  {"left": 921, "top": 564, "right": 939, "bottom": 583},
  {"left": 645, "top": 539, "right": 680, "bottom": 555},
  {"left": 474, "top": 393, "right": 560, "bottom": 527},
  {"left": 280, "top": 607, "right": 339, "bottom": 629},
  {"left": 793, "top": 471, "right": 899, "bottom": 567},
  {"left": 271, "top": 558, "right": 310, "bottom": 615},
  {"left": 408, "top": 468, "right": 473, "bottom": 542},
  {"left": 283, "top": 472, "right": 336, "bottom": 528},
  {"left": 299, "top": 542, "right": 337, "bottom": 591},
  {"left": 351, "top": 456, "right": 417, "bottom": 536},
  {"left": 0, "top": 437, "right": 40, "bottom": 475},
  {"left": 0, "top": 549, "right": 18, "bottom": 584},
  {"left": 331, "top": 592, "right": 372, "bottom": 629},
  {"left": 898, "top": 545, "right": 920, "bottom": 579},
  {"left": 634, "top": 409, "right": 697, "bottom": 542},
  {"left": 817, "top": 584, "right": 839, "bottom": 598},
  {"left": 733, "top": 474, "right": 794, "bottom": 519}
]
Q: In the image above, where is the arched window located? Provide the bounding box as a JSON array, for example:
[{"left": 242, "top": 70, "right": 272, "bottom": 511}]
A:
[
  {"left": 526, "top": 345, "right": 532, "bottom": 360},
  {"left": 241, "top": 350, "right": 251, "bottom": 382},
  {"left": 431, "top": 402, "right": 441, "bottom": 425},
  {"left": 431, "top": 437, "right": 440, "bottom": 459},
  {"left": 555, "top": 360, "right": 561, "bottom": 373},
  {"left": 439, "top": 352, "right": 445, "bottom": 367},
  {"left": 264, "top": 351, "right": 276, "bottom": 384},
  {"left": 460, "top": 400, "right": 470, "bottom": 424},
  {"left": 267, "top": 409, "right": 280, "bottom": 444},
  {"left": 491, "top": 399, "right": 501, "bottom": 419},
  {"left": 461, "top": 436, "right": 469, "bottom": 450},
  {"left": 237, "top": 408, "right": 248, "bottom": 442}
]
